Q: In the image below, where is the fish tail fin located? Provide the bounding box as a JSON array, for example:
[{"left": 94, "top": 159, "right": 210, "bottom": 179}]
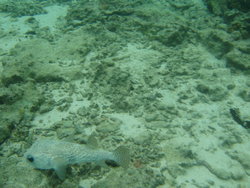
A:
[{"left": 113, "top": 146, "right": 130, "bottom": 168}]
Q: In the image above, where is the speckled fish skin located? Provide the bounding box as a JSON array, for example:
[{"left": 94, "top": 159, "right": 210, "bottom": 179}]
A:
[
  {"left": 24, "top": 138, "right": 129, "bottom": 179},
  {"left": 25, "top": 139, "right": 114, "bottom": 167}
]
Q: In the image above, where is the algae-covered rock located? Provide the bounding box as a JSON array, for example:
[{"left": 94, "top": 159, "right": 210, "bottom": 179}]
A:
[
  {"left": 148, "top": 24, "right": 188, "bottom": 47},
  {"left": 229, "top": 151, "right": 250, "bottom": 169},
  {"left": 0, "top": 86, "right": 23, "bottom": 105},
  {"left": 0, "top": 157, "right": 50, "bottom": 187},
  {"left": 0, "top": 70, "right": 24, "bottom": 87},
  {"left": 65, "top": 0, "right": 139, "bottom": 28},
  {"left": 90, "top": 63, "right": 138, "bottom": 112},
  {"left": 96, "top": 121, "right": 120, "bottom": 133},
  {"left": 200, "top": 29, "right": 233, "bottom": 58},
  {"left": 226, "top": 49, "right": 250, "bottom": 71},
  {"left": 0, "top": 82, "right": 46, "bottom": 144},
  {"left": 0, "top": 0, "right": 47, "bottom": 17},
  {"left": 204, "top": 0, "right": 250, "bottom": 39},
  {"left": 238, "top": 90, "right": 250, "bottom": 102},
  {"left": 196, "top": 83, "right": 229, "bottom": 101},
  {"left": 0, "top": 120, "right": 13, "bottom": 144},
  {"left": 91, "top": 168, "right": 165, "bottom": 188},
  {"left": 204, "top": 0, "right": 250, "bottom": 15},
  {"left": 1, "top": 38, "right": 84, "bottom": 84}
]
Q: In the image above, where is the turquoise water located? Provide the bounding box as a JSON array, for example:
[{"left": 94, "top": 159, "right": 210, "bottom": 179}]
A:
[{"left": 0, "top": 0, "right": 249, "bottom": 187}]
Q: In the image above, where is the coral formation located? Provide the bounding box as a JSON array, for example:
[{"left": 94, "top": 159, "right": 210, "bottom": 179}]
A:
[{"left": 0, "top": 0, "right": 249, "bottom": 187}]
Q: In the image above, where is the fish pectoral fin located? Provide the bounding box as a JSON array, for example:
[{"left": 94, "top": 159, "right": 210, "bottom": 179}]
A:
[
  {"left": 113, "top": 146, "right": 130, "bottom": 168},
  {"left": 52, "top": 157, "right": 67, "bottom": 180}
]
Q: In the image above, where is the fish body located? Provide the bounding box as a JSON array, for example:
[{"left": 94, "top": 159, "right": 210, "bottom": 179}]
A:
[{"left": 24, "top": 138, "right": 129, "bottom": 180}]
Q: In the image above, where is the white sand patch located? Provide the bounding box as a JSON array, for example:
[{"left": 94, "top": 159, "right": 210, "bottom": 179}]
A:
[
  {"left": 108, "top": 113, "right": 146, "bottom": 139},
  {"left": 32, "top": 108, "right": 68, "bottom": 129},
  {"left": 175, "top": 166, "right": 235, "bottom": 187},
  {"left": 116, "top": 43, "right": 162, "bottom": 79},
  {"left": 159, "top": 89, "right": 178, "bottom": 107},
  {"left": 0, "top": 5, "right": 67, "bottom": 52},
  {"left": 197, "top": 149, "right": 245, "bottom": 179},
  {"left": 34, "top": 5, "right": 68, "bottom": 32},
  {"left": 79, "top": 178, "right": 97, "bottom": 188}
]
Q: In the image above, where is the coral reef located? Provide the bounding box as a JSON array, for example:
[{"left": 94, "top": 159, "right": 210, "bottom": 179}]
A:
[{"left": 0, "top": 0, "right": 249, "bottom": 187}]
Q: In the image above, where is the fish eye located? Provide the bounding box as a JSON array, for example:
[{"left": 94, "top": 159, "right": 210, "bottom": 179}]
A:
[{"left": 27, "top": 155, "right": 34, "bottom": 162}]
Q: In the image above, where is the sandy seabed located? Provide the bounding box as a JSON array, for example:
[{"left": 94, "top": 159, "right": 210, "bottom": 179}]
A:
[{"left": 0, "top": 0, "right": 250, "bottom": 187}]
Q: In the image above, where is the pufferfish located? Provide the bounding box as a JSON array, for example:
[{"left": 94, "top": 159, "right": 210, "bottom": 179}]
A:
[{"left": 24, "top": 137, "right": 130, "bottom": 180}]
